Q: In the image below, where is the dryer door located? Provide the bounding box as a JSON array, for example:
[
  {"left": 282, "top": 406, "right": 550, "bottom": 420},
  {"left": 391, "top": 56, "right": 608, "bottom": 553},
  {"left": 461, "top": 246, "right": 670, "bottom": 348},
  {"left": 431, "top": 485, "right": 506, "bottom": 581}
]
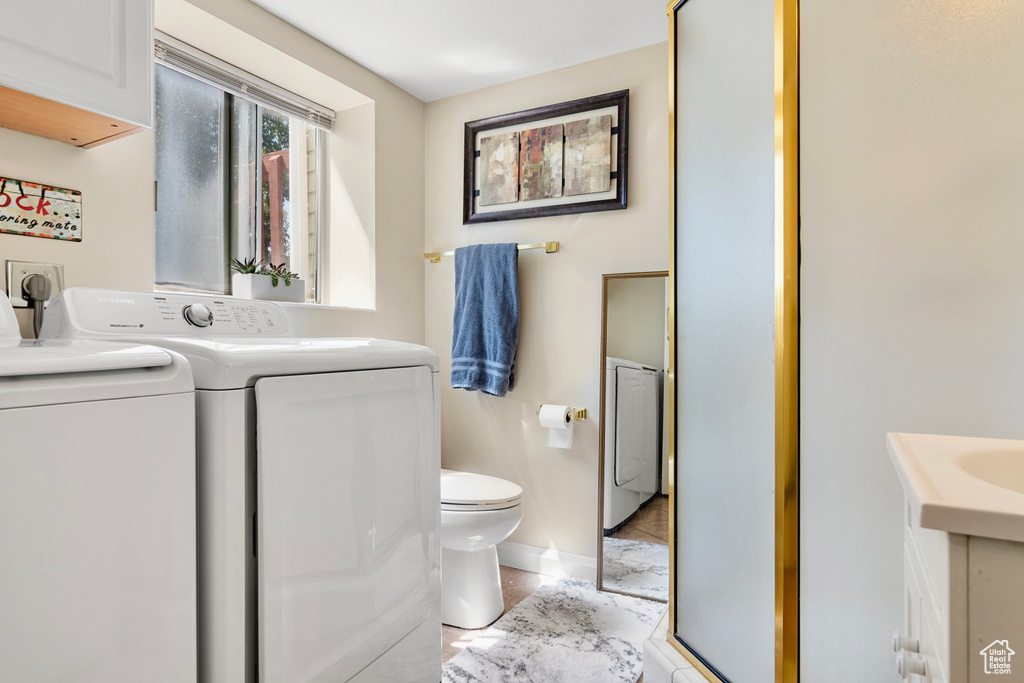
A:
[
  {"left": 614, "top": 366, "right": 659, "bottom": 490},
  {"left": 255, "top": 366, "right": 439, "bottom": 683}
]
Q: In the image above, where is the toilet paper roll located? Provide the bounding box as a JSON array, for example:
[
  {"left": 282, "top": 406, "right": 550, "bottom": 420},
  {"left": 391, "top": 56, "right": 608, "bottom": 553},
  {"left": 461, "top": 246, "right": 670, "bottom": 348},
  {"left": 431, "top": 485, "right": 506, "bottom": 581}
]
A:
[{"left": 539, "top": 404, "right": 573, "bottom": 449}]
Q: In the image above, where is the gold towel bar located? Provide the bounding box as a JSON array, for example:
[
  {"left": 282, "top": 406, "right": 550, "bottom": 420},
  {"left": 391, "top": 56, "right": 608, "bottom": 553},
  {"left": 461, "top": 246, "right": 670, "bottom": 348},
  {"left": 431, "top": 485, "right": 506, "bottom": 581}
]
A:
[{"left": 424, "top": 241, "right": 559, "bottom": 264}]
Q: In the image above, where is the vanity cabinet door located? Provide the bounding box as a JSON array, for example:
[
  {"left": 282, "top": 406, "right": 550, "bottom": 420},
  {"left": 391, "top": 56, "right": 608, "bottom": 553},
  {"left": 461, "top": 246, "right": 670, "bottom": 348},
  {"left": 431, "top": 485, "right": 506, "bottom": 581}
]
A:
[
  {"left": 0, "top": 0, "right": 153, "bottom": 145},
  {"left": 904, "top": 536, "right": 948, "bottom": 683},
  {"left": 903, "top": 500, "right": 969, "bottom": 683}
]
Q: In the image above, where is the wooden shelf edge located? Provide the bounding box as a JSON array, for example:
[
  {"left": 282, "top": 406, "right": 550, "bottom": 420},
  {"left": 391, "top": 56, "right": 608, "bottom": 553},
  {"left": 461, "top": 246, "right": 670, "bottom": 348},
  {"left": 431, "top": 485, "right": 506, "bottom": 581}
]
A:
[{"left": 0, "top": 84, "right": 148, "bottom": 148}]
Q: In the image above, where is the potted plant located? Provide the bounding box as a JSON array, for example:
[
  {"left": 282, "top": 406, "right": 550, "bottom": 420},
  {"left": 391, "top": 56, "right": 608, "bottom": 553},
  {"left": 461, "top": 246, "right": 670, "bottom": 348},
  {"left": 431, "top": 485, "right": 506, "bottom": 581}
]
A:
[{"left": 230, "top": 257, "right": 305, "bottom": 303}]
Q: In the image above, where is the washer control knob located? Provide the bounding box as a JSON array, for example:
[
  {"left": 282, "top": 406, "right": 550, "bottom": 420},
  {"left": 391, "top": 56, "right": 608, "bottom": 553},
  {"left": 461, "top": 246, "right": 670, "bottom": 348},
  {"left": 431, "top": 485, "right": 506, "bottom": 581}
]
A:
[{"left": 183, "top": 303, "right": 214, "bottom": 327}]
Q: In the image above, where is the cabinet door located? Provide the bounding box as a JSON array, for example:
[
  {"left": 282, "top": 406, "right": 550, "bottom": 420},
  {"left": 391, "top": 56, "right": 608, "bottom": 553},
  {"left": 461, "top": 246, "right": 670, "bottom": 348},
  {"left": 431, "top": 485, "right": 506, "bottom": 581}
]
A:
[
  {"left": 905, "top": 543, "right": 927, "bottom": 681},
  {"left": 0, "top": 0, "right": 152, "bottom": 127},
  {"left": 904, "top": 519, "right": 968, "bottom": 683}
]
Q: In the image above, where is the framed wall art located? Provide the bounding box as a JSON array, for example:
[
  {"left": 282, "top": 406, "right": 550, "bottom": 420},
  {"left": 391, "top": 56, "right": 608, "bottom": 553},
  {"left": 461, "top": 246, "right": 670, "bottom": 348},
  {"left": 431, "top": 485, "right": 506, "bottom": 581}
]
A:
[{"left": 463, "top": 90, "right": 628, "bottom": 224}]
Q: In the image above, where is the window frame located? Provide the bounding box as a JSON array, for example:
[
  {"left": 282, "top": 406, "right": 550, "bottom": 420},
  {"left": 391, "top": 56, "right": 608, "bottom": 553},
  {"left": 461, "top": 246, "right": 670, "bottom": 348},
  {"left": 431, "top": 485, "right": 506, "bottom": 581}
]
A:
[{"left": 153, "top": 33, "right": 334, "bottom": 303}]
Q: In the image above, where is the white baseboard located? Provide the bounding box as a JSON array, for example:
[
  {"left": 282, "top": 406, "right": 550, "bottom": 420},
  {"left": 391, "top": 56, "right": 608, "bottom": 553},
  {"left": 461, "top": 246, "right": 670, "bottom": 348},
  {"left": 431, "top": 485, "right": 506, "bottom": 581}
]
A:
[{"left": 496, "top": 541, "right": 597, "bottom": 582}]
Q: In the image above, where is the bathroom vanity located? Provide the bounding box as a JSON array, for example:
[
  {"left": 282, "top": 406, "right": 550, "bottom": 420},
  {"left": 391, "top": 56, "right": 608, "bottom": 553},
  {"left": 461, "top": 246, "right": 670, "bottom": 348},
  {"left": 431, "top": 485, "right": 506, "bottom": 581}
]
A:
[{"left": 888, "top": 433, "right": 1024, "bottom": 682}]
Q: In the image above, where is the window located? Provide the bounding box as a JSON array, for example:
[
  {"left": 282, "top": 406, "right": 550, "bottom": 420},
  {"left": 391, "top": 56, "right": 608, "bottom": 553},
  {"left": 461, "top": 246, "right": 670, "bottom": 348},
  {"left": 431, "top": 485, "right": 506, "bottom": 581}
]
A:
[{"left": 153, "top": 37, "right": 333, "bottom": 301}]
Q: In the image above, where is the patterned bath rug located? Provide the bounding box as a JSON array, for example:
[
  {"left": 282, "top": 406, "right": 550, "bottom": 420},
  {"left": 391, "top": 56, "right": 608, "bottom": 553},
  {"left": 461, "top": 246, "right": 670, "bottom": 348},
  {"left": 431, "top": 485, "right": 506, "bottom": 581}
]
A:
[
  {"left": 442, "top": 578, "right": 665, "bottom": 683},
  {"left": 601, "top": 537, "right": 670, "bottom": 602}
]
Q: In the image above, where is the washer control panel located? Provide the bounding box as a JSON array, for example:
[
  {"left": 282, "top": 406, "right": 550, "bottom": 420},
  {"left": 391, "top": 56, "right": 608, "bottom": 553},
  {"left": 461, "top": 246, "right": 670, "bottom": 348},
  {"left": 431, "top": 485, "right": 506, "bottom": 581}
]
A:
[{"left": 46, "top": 289, "right": 292, "bottom": 337}]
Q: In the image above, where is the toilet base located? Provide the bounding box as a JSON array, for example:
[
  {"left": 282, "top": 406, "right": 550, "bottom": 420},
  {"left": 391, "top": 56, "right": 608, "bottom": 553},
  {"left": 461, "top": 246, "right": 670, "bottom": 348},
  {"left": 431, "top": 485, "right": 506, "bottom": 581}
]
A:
[{"left": 441, "top": 545, "right": 505, "bottom": 629}]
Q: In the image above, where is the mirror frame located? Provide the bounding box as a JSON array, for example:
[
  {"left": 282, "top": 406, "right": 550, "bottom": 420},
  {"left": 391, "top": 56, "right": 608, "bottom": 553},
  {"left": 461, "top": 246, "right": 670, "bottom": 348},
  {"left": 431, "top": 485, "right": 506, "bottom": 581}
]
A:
[
  {"left": 596, "top": 270, "right": 670, "bottom": 601},
  {"left": 666, "top": 0, "right": 800, "bottom": 681}
]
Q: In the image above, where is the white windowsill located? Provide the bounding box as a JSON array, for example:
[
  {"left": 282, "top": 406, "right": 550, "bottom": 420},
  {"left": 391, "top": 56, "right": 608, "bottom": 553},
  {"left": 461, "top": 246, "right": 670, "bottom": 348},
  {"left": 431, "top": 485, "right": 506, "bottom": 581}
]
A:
[
  {"left": 152, "top": 288, "right": 375, "bottom": 313},
  {"left": 276, "top": 300, "right": 375, "bottom": 313}
]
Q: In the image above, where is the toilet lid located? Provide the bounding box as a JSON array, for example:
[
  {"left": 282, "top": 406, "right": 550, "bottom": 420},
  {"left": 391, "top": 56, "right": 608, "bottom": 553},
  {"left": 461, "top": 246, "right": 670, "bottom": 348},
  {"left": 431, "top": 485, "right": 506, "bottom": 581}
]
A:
[{"left": 441, "top": 469, "right": 523, "bottom": 511}]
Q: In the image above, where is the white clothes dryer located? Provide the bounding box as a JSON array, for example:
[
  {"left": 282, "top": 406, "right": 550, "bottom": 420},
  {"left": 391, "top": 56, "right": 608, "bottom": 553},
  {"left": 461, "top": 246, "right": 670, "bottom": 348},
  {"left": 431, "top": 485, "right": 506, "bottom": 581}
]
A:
[
  {"left": 42, "top": 288, "right": 441, "bottom": 683},
  {"left": 0, "top": 294, "right": 197, "bottom": 682}
]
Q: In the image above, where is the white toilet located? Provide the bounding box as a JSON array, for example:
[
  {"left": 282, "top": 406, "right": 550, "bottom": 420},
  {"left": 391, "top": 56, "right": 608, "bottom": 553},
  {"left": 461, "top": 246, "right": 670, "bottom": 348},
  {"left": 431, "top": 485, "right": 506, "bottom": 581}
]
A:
[{"left": 440, "top": 469, "right": 524, "bottom": 629}]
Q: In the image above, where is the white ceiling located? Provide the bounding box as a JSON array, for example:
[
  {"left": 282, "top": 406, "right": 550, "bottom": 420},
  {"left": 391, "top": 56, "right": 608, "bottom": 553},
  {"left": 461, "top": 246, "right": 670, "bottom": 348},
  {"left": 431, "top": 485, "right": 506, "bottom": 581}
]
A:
[{"left": 248, "top": 0, "right": 669, "bottom": 102}]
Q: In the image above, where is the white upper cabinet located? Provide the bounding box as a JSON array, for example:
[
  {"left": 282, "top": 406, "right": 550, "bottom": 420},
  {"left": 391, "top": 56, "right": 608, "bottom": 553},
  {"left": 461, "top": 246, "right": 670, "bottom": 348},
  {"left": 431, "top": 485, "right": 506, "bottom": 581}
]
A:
[{"left": 0, "top": 0, "right": 153, "bottom": 146}]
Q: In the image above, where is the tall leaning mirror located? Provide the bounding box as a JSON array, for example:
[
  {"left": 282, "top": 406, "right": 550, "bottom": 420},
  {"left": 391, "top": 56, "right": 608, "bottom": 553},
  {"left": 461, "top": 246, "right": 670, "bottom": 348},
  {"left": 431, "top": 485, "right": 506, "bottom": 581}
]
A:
[{"left": 597, "top": 271, "right": 670, "bottom": 602}]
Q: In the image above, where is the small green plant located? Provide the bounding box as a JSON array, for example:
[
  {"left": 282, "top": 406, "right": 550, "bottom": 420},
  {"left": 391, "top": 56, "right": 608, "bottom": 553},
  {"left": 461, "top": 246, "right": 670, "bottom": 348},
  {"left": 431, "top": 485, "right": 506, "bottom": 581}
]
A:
[
  {"left": 229, "top": 257, "right": 299, "bottom": 287},
  {"left": 229, "top": 256, "right": 259, "bottom": 274},
  {"left": 263, "top": 262, "right": 299, "bottom": 288}
]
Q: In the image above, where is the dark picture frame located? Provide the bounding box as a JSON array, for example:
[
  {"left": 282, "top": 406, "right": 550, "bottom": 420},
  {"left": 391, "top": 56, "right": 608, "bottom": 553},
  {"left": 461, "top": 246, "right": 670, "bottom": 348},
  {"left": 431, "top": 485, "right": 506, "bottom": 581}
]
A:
[{"left": 463, "top": 89, "right": 629, "bottom": 224}]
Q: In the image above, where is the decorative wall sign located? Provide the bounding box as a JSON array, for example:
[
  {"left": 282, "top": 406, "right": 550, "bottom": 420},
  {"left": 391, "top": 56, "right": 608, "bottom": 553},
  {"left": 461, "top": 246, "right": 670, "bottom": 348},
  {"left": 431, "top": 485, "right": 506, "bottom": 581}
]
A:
[
  {"left": 0, "top": 177, "right": 82, "bottom": 241},
  {"left": 464, "top": 90, "right": 628, "bottom": 224}
]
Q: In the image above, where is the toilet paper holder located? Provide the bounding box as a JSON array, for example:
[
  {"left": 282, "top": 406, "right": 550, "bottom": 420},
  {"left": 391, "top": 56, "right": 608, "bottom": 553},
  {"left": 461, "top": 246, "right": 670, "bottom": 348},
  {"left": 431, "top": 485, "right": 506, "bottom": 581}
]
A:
[{"left": 536, "top": 405, "right": 587, "bottom": 421}]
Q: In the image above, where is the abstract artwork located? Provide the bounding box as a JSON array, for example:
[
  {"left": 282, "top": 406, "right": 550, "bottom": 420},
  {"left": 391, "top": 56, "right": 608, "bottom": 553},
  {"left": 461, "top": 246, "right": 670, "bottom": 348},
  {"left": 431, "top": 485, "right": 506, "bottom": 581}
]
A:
[
  {"left": 564, "top": 115, "right": 612, "bottom": 196},
  {"left": 519, "top": 124, "right": 563, "bottom": 201},
  {"left": 478, "top": 132, "right": 520, "bottom": 206}
]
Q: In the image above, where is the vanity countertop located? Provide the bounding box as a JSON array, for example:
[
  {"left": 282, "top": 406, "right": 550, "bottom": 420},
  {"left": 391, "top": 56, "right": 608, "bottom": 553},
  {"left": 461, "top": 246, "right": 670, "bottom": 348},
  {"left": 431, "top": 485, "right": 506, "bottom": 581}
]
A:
[{"left": 887, "top": 432, "right": 1024, "bottom": 543}]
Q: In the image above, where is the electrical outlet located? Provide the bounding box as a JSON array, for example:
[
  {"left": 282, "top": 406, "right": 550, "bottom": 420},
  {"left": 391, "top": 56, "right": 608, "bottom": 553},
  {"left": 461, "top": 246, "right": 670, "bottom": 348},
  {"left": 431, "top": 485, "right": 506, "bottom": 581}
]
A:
[{"left": 6, "top": 261, "right": 65, "bottom": 308}]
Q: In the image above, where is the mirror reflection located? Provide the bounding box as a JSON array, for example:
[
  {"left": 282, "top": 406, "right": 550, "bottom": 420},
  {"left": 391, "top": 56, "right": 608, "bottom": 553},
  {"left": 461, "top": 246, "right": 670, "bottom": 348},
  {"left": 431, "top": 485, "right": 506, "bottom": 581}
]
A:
[{"left": 598, "top": 271, "right": 670, "bottom": 602}]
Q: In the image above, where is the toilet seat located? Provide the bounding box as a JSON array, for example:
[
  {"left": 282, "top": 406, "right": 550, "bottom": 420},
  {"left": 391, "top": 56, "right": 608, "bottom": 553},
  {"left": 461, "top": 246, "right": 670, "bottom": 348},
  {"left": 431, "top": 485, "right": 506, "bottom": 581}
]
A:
[{"left": 441, "top": 469, "right": 523, "bottom": 511}]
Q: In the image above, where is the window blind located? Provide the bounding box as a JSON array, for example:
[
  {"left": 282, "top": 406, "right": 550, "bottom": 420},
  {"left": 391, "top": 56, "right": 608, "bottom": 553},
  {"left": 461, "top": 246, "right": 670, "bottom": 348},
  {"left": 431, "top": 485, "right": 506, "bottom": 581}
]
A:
[{"left": 154, "top": 33, "right": 335, "bottom": 132}]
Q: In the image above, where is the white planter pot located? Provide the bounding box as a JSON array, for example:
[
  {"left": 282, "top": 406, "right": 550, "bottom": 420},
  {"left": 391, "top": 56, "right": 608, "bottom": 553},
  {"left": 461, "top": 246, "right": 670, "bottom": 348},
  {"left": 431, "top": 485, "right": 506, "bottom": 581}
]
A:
[{"left": 231, "top": 273, "right": 305, "bottom": 303}]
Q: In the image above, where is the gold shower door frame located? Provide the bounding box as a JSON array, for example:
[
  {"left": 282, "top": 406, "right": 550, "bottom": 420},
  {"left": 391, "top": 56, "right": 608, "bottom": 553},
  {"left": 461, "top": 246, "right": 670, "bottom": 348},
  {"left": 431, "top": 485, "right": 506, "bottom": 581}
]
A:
[{"left": 665, "top": 0, "right": 799, "bottom": 681}]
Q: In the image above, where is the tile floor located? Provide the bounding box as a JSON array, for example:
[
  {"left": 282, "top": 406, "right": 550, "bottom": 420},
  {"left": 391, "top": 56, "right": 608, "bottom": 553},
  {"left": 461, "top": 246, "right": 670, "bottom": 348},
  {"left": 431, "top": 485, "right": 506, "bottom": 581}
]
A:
[
  {"left": 610, "top": 495, "right": 668, "bottom": 546},
  {"left": 442, "top": 566, "right": 649, "bottom": 682}
]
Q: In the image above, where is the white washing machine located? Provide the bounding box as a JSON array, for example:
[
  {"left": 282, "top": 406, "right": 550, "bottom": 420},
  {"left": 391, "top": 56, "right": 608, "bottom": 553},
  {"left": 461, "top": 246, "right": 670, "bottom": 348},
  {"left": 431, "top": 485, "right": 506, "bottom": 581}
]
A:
[
  {"left": 0, "top": 294, "right": 197, "bottom": 682},
  {"left": 603, "top": 356, "right": 662, "bottom": 533},
  {"left": 42, "top": 288, "right": 441, "bottom": 683}
]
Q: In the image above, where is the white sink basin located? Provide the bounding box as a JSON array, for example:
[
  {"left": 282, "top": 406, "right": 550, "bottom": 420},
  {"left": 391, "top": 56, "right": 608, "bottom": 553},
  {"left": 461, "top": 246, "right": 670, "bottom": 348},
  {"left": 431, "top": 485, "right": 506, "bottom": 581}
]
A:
[
  {"left": 958, "top": 448, "right": 1024, "bottom": 496},
  {"left": 888, "top": 433, "right": 1024, "bottom": 542}
]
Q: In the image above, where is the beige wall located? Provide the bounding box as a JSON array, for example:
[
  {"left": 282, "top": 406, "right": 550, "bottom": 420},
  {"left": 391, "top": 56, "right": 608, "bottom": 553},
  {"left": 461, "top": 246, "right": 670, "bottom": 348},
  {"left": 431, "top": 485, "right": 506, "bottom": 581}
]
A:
[
  {"left": 802, "top": 0, "right": 1024, "bottom": 680},
  {"left": 0, "top": 128, "right": 156, "bottom": 338},
  {"left": 1, "top": 0, "right": 425, "bottom": 344},
  {"left": 424, "top": 42, "right": 668, "bottom": 558},
  {"left": 606, "top": 276, "right": 666, "bottom": 370}
]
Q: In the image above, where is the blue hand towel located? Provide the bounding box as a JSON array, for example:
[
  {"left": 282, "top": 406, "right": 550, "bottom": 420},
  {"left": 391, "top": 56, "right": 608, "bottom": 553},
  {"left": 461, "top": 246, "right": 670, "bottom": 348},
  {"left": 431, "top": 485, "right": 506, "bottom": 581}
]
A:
[{"left": 451, "top": 243, "right": 519, "bottom": 397}]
